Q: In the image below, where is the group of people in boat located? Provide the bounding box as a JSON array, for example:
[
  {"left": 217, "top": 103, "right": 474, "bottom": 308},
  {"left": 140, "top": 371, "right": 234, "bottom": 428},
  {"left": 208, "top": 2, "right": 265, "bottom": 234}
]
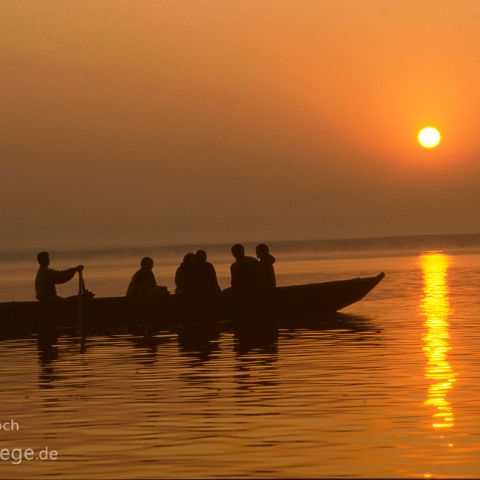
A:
[{"left": 34, "top": 244, "right": 276, "bottom": 302}]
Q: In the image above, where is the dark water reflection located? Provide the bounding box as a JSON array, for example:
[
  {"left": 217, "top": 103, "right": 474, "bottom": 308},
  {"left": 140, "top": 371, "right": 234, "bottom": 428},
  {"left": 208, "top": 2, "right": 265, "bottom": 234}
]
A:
[
  {"left": 29, "top": 312, "right": 378, "bottom": 395},
  {"left": 28, "top": 313, "right": 380, "bottom": 401}
]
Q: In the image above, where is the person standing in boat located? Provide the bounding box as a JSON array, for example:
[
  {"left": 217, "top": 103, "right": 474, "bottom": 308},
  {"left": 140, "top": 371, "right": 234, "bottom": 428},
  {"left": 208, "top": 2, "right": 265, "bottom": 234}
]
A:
[
  {"left": 192, "top": 249, "right": 221, "bottom": 295},
  {"left": 126, "top": 257, "right": 168, "bottom": 298},
  {"left": 256, "top": 243, "right": 276, "bottom": 288},
  {"left": 230, "top": 244, "right": 267, "bottom": 293},
  {"left": 35, "top": 251, "right": 84, "bottom": 302}
]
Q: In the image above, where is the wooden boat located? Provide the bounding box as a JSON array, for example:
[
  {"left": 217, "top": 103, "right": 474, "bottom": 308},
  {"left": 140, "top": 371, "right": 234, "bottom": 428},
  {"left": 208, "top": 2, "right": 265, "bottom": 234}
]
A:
[{"left": 0, "top": 273, "right": 385, "bottom": 333}]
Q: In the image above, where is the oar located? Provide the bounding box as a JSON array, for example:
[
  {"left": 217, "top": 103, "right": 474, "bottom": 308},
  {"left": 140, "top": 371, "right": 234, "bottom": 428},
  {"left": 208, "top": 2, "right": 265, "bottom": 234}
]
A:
[
  {"left": 78, "top": 269, "right": 86, "bottom": 348},
  {"left": 78, "top": 268, "right": 86, "bottom": 296}
]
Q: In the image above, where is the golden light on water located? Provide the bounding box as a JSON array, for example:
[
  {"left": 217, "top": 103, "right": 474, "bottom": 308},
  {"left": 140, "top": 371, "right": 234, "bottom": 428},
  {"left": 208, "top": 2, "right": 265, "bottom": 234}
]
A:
[{"left": 420, "top": 252, "right": 456, "bottom": 429}]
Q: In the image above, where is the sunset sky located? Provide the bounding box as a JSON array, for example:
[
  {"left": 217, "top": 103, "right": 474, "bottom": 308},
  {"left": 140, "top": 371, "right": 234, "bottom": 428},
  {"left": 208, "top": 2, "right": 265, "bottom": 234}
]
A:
[{"left": 2, "top": 0, "right": 480, "bottom": 249}]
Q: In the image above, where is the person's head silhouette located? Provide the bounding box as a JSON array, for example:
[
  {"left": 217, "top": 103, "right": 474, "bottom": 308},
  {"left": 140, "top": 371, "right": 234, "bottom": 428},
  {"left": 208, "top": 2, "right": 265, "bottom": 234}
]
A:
[
  {"left": 140, "top": 257, "right": 154, "bottom": 270},
  {"left": 231, "top": 244, "right": 245, "bottom": 260},
  {"left": 37, "top": 251, "right": 50, "bottom": 267},
  {"left": 196, "top": 249, "right": 207, "bottom": 263},
  {"left": 256, "top": 244, "right": 270, "bottom": 258},
  {"left": 183, "top": 253, "right": 196, "bottom": 264}
]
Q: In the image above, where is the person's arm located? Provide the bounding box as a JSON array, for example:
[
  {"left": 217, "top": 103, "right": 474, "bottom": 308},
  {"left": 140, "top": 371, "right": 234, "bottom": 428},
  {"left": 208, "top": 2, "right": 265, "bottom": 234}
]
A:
[
  {"left": 147, "top": 270, "right": 157, "bottom": 287},
  {"left": 175, "top": 267, "right": 184, "bottom": 291},
  {"left": 230, "top": 264, "right": 236, "bottom": 288},
  {"left": 270, "top": 265, "right": 276, "bottom": 287},
  {"left": 51, "top": 266, "right": 81, "bottom": 285},
  {"left": 209, "top": 264, "right": 221, "bottom": 292},
  {"left": 270, "top": 258, "right": 276, "bottom": 287},
  {"left": 126, "top": 272, "right": 138, "bottom": 297},
  {"left": 256, "top": 260, "right": 267, "bottom": 287}
]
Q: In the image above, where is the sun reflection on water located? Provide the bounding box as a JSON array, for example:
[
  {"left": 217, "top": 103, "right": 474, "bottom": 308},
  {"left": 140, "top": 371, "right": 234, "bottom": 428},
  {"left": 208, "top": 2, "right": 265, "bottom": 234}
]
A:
[{"left": 420, "top": 252, "right": 456, "bottom": 429}]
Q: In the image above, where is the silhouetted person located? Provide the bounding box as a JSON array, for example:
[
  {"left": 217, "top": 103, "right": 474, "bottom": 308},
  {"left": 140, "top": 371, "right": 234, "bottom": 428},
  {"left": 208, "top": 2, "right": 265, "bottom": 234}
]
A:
[
  {"left": 230, "top": 244, "right": 266, "bottom": 293},
  {"left": 126, "top": 257, "right": 168, "bottom": 298},
  {"left": 35, "top": 251, "right": 83, "bottom": 302},
  {"left": 256, "top": 243, "right": 276, "bottom": 288},
  {"left": 192, "top": 249, "right": 221, "bottom": 295},
  {"left": 175, "top": 253, "right": 196, "bottom": 294}
]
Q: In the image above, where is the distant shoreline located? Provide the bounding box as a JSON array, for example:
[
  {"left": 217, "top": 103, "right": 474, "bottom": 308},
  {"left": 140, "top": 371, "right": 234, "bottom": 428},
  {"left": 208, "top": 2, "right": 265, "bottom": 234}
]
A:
[{"left": 2, "top": 233, "right": 480, "bottom": 262}]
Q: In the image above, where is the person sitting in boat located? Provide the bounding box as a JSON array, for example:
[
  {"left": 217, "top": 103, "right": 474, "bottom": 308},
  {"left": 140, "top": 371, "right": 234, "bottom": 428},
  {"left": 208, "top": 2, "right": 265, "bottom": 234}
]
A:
[
  {"left": 256, "top": 243, "right": 276, "bottom": 288},
  {"left": 192, "top": 249, "right": 221, "bottom": 295},
  {"left": 126, "top": 257, "right": 168, "bottom": 298},
  {"left": 230, "top": 244, "right": 267, "bottom": 293},
  {"left": 175, "top": 253, "right": 196, "bottom": 294},
  {"left": 35, "top": 251, "right": 84, "bottom": 302}
]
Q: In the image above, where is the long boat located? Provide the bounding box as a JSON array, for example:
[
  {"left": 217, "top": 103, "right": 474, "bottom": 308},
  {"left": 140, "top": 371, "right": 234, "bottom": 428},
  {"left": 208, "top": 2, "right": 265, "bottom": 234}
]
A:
[{"left": 0, "top": 273, "right": 385, "bottom": 333}]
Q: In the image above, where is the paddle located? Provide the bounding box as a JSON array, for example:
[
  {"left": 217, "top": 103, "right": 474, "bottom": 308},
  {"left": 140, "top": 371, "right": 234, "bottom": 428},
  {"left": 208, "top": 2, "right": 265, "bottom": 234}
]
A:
[
  {"left": 78, "top": 268, "right": 86, "bottom": 296},
  {"left": 78, "top": 268, "right": 86, "bottom": 339}
]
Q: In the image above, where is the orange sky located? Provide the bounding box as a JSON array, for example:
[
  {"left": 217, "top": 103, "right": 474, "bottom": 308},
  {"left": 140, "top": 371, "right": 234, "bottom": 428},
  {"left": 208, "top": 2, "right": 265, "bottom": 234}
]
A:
[{"left": 2, "top": 0, "right": 480, "bottom": 248}]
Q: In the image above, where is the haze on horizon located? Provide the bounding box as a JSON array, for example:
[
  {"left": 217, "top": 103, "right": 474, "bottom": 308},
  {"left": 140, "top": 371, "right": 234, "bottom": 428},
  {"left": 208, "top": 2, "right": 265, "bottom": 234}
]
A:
[{"left": 2, "top": 0, "right": 480, "bottom": 250}]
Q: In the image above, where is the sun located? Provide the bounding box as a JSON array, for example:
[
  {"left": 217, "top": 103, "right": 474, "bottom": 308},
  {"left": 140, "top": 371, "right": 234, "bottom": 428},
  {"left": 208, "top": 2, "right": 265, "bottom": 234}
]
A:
[{"left": 418, "top": 127, "right": 441, "bottom": 149}]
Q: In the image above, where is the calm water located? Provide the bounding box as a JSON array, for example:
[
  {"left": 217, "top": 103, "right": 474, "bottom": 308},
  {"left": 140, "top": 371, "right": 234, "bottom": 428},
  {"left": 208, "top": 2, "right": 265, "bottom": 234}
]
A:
[{"left": 1, "top": 245, "right": 480, "bottom": 478}]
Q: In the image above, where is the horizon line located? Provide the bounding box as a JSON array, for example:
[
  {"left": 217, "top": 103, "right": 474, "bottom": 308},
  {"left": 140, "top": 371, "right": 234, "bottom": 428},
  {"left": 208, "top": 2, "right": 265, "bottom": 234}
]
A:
[{"left": 3, "top": 231, "right": 480, "bottom": 255}]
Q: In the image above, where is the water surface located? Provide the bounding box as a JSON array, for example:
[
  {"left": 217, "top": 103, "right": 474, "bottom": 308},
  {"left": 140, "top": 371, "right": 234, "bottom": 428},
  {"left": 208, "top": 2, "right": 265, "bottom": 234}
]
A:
[{"left": 1, "top": 247, "right": 480, "bottom": 478}]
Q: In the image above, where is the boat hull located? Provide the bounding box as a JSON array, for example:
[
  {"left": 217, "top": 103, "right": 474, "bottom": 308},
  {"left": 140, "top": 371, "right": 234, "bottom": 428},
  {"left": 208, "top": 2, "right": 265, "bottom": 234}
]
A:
[{"left": 0, "top": 273, "right": 385, "bottom": 333}]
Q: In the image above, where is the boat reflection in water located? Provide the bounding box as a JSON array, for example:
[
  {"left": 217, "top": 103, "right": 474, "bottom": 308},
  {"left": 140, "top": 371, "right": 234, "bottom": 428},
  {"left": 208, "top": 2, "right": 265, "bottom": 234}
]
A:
[{"left": 420, "top": 252, "right": 456, "bottom": 429}]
